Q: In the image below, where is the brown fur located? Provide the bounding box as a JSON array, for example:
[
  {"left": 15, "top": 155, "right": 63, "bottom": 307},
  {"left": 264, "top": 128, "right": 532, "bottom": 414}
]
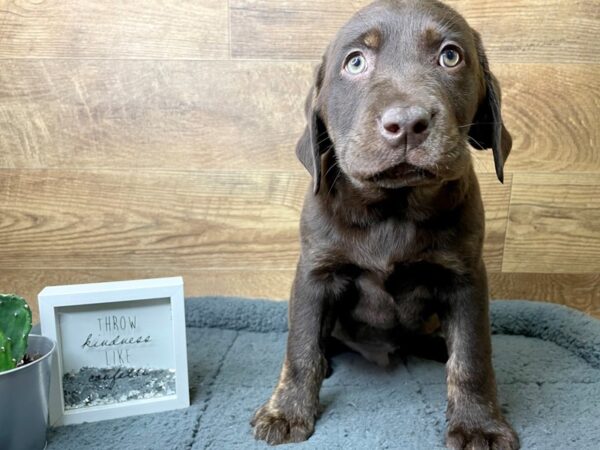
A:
[{"left": 251, "top": 1, "right": 519, "bottom": 448}]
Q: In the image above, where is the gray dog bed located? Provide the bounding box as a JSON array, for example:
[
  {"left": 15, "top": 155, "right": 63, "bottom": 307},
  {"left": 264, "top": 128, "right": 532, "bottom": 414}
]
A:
[{"left": 47, "top": 297, "right": 600, "bottom": 449}]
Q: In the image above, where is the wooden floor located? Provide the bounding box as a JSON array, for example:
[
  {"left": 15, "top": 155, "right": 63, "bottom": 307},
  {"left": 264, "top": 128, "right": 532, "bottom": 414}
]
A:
[{"left": 0, "top": 0, "right": 598, "bottom": 323}]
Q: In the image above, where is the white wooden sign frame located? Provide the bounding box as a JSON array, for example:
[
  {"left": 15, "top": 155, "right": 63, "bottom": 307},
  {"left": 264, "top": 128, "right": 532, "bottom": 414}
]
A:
[{"left": 39, "top": 277, "right": 189, "bottom": 426}]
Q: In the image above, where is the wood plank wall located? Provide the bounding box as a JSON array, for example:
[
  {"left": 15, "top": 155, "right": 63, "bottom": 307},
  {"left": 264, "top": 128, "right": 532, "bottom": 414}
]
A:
[{"left": 0, "top": 0, "right": 598, "bottom": 323}]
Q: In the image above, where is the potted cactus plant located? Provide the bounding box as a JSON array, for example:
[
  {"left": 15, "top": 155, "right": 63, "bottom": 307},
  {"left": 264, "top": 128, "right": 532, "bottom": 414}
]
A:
[{"left": 0, "top": 294, "right": 56, "bottom": 450}]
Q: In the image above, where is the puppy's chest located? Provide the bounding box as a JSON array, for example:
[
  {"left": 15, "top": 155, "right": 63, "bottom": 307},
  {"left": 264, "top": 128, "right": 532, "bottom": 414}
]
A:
[
  {"left": 342, "top": 219, "right": 418, "bottom": 269},
  {"left": 343, "top": 262, "right": 451, "bottom": 332},
  {"left": 333, "top": 218, "right": 462, "bottom": 271},
  {"left": 331, "top": 221, "right": 463, "bottom": 332}
]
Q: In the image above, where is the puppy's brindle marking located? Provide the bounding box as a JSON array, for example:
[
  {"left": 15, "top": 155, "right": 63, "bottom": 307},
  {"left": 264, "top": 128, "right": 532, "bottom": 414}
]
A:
[{"left": 252, "top": 1, "right": 519, "bottom": 448}]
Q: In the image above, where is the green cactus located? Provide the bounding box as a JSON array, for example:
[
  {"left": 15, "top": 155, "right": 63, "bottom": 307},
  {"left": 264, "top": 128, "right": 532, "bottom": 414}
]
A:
[
  {"left": 0, "top": 294, "right": 33, "bottom": 372},
  {"left": 0, "top": 329, "right": 14, "bottom": 370}
]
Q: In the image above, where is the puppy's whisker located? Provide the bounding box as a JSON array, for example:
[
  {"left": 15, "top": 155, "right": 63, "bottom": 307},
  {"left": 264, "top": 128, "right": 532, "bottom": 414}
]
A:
[
  {"left": 458, "top": 122, "right": 505, "bottom": 131},
  {"left": 468, "top": 136, "right": 488, "bottom": 171},
  {"left": 327, "top": 171, "right": 342, "bottom": 196},
  {"left": 471, "top": 149, "right": 491, "bottom": 173},
  {"left": 315, "top": 133, "right": 331, "bottom": 148},
  {"left": 324, "top": 160, "right": 339, "bottom": 179},
  {"left": 467, "top": 135, "right": 487, "bottom": 150}
]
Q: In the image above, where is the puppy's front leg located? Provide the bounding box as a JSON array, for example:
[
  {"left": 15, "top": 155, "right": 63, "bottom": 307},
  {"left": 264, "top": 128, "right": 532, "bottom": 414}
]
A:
[
  {"left": 252, "top": 265, "right": 331, "bottom": 445},
  {"left": 443, "top": 267, "right": 519, "bottom": 450}
]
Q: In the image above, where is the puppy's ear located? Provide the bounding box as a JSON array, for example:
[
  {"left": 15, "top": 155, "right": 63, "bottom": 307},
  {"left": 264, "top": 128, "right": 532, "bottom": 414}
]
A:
[
  {"left": 296, "top": 59, "right": 330, "bottom": 194},
  {"left": 468, "top": 31, "right": 512, "bottom": 183}
]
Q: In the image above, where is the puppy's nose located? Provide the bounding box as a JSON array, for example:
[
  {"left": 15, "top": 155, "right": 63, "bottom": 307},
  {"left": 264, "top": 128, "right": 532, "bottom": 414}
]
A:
[{"left": 379, "top": 106, "right": 431, "bottom": 148}]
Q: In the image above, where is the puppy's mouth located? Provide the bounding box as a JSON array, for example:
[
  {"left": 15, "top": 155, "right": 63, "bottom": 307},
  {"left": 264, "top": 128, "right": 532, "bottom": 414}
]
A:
[{"left": 362, "top": 163, "right": 436, "bottom": 188}]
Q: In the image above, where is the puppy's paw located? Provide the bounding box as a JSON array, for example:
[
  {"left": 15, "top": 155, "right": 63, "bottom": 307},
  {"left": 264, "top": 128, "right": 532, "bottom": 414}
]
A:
[
  {"left": 251, "top": 403, "right": 314, "bottom": 445},
  {"left": 446, "top": 419, "right": 519, "bottom": 450}
]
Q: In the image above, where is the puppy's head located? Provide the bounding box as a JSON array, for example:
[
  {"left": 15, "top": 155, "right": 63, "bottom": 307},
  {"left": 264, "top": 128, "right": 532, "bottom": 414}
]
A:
[{"left": 296, "top": 0, "right": 511, "bottom": 194}]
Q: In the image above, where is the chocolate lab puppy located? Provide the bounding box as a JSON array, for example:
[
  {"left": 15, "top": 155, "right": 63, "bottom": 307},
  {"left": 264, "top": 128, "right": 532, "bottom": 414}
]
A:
[{"left": 252, "top": 0, "right": 519, "bottom": 448}]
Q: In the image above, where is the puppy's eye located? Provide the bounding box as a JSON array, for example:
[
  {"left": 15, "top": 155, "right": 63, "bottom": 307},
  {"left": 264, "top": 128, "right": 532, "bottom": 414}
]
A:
[
  {"left": 439, "top": 46, "right": 462, "bottom": 68},
  {"left": 344, "top": 52, "right": 368, "bottom": 75}
]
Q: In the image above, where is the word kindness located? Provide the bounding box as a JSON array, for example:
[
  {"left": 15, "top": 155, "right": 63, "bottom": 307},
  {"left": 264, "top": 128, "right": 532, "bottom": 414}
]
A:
[
  {"left": 81, "top": 334, "right": 151, "bottom": 349},
  {"left": 80, "top": 314, "right": 152, "bottom": 366}
]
